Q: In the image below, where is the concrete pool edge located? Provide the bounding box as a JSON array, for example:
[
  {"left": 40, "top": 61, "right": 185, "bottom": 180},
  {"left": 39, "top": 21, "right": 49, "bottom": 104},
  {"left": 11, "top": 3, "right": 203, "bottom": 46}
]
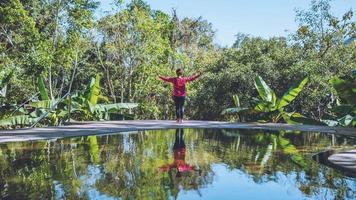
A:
[{"left": 0, "top": 120, "right": 355, "bottom": 144}]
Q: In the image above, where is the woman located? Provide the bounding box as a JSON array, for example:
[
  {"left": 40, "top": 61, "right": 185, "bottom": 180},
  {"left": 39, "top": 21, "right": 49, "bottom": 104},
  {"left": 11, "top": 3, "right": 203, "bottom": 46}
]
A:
[{"left": 158, "top": 68, "right": 202, "bottom": 123}]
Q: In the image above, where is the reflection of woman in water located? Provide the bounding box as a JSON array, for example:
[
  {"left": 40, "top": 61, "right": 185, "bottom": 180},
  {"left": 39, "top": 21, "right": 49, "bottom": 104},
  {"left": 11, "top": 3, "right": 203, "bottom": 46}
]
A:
[{"left": 160, "top": 129, "right": 195, "bottom": 176}]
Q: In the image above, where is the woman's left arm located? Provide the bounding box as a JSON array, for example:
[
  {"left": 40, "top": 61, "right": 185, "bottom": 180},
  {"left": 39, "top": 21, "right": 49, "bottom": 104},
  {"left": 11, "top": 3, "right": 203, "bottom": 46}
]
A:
[{"left": 186, "top": 70, "right": 203, "bottom": 82}]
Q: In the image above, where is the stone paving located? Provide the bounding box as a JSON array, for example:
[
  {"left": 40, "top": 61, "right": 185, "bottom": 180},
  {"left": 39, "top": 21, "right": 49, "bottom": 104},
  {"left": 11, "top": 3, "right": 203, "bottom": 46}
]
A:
[{"left": 0, "top": 120, "right": 355, "bottom": 143}]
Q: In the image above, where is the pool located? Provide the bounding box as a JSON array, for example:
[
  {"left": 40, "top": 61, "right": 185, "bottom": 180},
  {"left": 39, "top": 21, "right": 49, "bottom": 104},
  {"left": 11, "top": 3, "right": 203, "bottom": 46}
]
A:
[{"left": 0, "top": 129, "right": 355, "bottom": 200}]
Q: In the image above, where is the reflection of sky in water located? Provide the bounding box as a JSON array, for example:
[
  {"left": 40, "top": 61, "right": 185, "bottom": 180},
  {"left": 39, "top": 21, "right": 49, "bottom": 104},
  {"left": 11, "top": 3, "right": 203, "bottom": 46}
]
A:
[
  {"left": 178, "top": 164, "right": 305, "bottom": 200},
  {"left": 82, "top": 165, "right": 114, "bottom": 200},
  {"left": 179, "top": 164, "right": 356, "bottom": 200},
  {"left": 77, "top": 165, "right": 308, "bottom": 200},
  {"left": 54, "top": 181, "right": 65, "bottom": 200},
  {"left": 52, "top": 162, "right": 356, "bottom": 200},
  {"left": 55, "top": 165, "right": 114, "bottom": 199}
]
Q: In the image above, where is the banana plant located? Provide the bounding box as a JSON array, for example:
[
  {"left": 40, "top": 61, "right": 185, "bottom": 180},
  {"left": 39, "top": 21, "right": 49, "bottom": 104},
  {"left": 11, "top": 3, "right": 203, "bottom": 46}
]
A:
[
  {"left": 254, "top": 76, "right": 310, "bottom": 123},
  {"left": 222, "top": 94, "right": 250, "bottom": 121},
  {"left": 223, "top": 76, "right": 310, "bottom": 124},
  {"left": 322, "top": 71, "right": 356, "bottom": 127},
  {"left": 71, "top": 74, "right": 137, "bottom": 121},
  {"left": 31, "top": 74, "right": 138, "bottom": 122},
  {"left": 1, "top": 74, "right": 138, "bottom": 128}
]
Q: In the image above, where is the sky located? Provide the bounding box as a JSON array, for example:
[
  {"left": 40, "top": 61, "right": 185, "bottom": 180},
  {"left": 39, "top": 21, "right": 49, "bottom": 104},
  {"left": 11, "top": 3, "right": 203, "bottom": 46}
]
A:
[{"left": 96, "top": 0, "right": 356, "bottom": 46}]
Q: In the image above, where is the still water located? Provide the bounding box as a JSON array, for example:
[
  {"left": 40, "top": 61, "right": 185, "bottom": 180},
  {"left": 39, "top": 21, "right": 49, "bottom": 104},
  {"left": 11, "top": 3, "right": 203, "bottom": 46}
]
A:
[{"left": 0, "top": 129, "right": 355, "bottom": 200}]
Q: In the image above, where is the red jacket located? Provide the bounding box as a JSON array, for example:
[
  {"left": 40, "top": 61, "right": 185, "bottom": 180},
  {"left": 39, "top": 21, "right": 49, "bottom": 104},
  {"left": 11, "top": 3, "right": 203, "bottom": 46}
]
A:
[{"left": 159, "top": 74, "right": 200, "bottom": 96}]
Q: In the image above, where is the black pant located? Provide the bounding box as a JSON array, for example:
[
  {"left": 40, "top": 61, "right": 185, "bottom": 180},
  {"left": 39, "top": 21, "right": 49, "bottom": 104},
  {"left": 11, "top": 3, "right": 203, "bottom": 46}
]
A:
[
  {"left": 173, "top": 96, "right": 185, "bottom": 119},
  {"left": 174, "top": 129, "right": 185, "bottom": 149}
]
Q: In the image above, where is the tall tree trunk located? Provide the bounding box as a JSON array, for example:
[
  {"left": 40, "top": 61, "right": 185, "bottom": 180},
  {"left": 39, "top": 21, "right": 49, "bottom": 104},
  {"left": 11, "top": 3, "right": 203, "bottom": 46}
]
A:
[
  {"left": 48, "top": 66, "right": 54, "bottom": 100},
  {"left": 48, "top": 0, "right": 62, "bottom": 100},
  {"left": 58, "top": 66, "right": 66, "bottom": 97},
  {"left": 121, "top": 72, "right": 125, "bottom": 103},
  {"left": 96, "top": 46, "right": 116, "bottom": 102},
  {"left": 106, "top": 68, "right": 116, "bottom": 103}
]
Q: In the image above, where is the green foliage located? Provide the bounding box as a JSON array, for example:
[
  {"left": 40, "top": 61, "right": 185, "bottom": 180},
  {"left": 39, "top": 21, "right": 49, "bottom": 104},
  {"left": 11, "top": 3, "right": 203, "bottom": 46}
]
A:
[
  {"left": 0, "top": 0, "right": 355, "bottom": 126},
  {"left": 0, "top": 70, "right": 13, "bottom": 103},
  {"left": 1, "top": 74, "right": 138, "bottom": 128},
  {"left": 0, "top": 115, "right": 39, "bottom": 127},
  {"left": 192, "top": 0, "right": 355, "bottom": 121},
  {"left": 222, "top": 94, "right": 250, "bottom": 122},
  {"left": 329, "top": 72, "right": 356, "bottom": 107},
  {"left": 223, "top": 76, "right": 310, "bottom": 124},
  {"left": 0, "top": 70, "right": 13, "bottom": 91},
  {"left": 54, "top": 74, "right": 138, "bottom": 122},
  {"left": 322, "top": 71, "right": 356, "bottom": 127},
  {"left": 278, "top": 135, "right": 307, "bottom": 168}
]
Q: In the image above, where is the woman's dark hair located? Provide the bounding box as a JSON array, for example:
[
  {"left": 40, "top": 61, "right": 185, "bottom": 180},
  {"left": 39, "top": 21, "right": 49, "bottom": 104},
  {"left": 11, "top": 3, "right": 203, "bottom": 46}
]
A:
[{"left": 176, "top": 68, "right": 183, "bottom": 76}]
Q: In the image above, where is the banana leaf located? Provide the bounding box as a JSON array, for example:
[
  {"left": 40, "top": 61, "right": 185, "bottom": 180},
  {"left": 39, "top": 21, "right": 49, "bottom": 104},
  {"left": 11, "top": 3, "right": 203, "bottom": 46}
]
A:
[
  {"left": 88, "top": 74, "right": 101, "bottom": 105},
  {"left": 254, "top": 76, "right": 277, "bottom": 105},
  {"left": 30, "top": 100, "right": 56, "bottom": 109},
  {"left": 254, "top": 101, "right": 275, "bottom": 112},
  {"left": 37, "top": 75, "right": 50, "bottom": 100},
  {"left": 29, "top": 108, "right": 47, "bottom": 118},
  {"left": 94, "top": 103, "right": 139, "bottom": 113},
  {"left": 278, "top": 77, "right": 308, "bottom": 109},
  {"left": 321, "top": 119, "right": 339, "bottom": 127},
  {"left": 280, "top": 111, "right": 299, "bottom": 125},
  {"left": 87, "top": 101, "right": 96, "bottom": 114},
  {"left": 98, "top": 95, "right": 109, "bottom": 103},
  {"left": 0, "top": 115, "right": 38, "bottom": 126},
  {"left": 233, "top": 94, "right": 240, "bottom": 107},
  {"left": 330, "top": 75, "right": 356, "bottom": 106},
  {"left": 222, "top": 107, "right": 251, "bottom": 115},
  {"left": 337, "top": 115, "right": 354, "bottom": 127},
  {"left": 289, "top": 112, "right": 326, "bottom": 125}
]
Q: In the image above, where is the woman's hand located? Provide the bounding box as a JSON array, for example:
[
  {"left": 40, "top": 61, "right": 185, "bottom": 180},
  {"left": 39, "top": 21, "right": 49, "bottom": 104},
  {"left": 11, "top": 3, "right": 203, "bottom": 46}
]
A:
[{"left": 196, "top": 70, "right": 203, "bottom": 76}]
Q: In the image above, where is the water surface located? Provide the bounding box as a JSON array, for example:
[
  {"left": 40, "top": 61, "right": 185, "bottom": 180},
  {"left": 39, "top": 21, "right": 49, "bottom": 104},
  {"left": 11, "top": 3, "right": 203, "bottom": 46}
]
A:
[{"left": 0, "top": 129, "right": 355, "bottom": 200}]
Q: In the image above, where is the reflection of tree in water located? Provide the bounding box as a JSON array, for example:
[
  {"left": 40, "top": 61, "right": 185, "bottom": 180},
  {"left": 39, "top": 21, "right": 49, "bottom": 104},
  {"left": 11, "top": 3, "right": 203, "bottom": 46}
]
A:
[
  {"left": 202, "top": 129, "right": 356, "bottom": 199},
  {"left": 94, "top": 129, "right": 214, "bottom": 199},
  {"left": 0, "top": 129, "right": 355, "bottom": 199}
]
